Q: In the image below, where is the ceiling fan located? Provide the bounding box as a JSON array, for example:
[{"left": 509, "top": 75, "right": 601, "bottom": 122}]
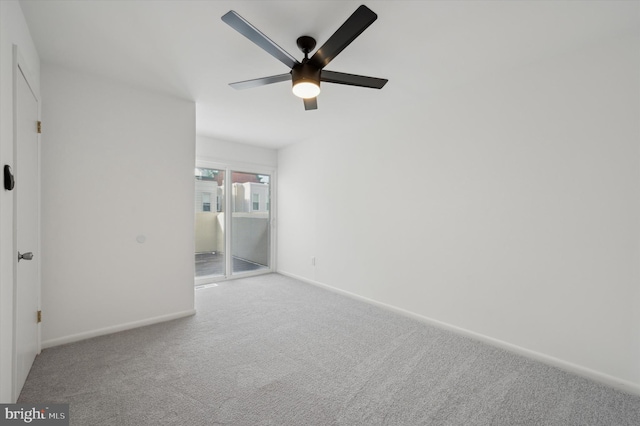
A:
[{"left": 221, "top": 5, "right": 388, "bottom": 111}]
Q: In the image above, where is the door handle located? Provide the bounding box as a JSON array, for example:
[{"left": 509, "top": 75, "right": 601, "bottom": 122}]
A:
[{"left": 18, "top": 251, "right": 34, "bottom": 262}]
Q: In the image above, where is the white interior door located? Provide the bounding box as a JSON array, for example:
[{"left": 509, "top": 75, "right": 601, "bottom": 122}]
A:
[{"left": 14, "top": 58, "right": 40, "bottom": 399}]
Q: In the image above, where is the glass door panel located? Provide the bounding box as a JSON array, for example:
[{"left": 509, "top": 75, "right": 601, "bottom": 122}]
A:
[
  {"left": 195, "top": 167, "right": 225, "bottom": 279},
  {"left": 231, "top": 171, "right": 270, "bottom": 274}
]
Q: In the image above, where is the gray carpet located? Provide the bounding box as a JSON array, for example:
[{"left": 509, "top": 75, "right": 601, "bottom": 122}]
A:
[{"left": 18, "top": 273, "right": 640, "bottom": 425}]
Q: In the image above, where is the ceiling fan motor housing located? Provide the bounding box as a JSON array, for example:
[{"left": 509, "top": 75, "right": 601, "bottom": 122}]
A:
[{"left": 292, "top": 63, "right": 321, "bottom": 88}]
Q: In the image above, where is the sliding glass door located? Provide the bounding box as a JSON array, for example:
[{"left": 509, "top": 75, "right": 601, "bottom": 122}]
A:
[
  {"left": 194, "top": 167, "right": 226, "bottom": 279},
  {"left": 231, "top": 171, "right": 271, "bottom": 274},
  {"left": 195, "top": 164, "right": 273, "bottom": 284}
]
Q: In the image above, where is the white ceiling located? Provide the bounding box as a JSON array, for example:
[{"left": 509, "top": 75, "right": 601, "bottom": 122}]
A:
[{"left": 19, "top": 0, "right": 638, "bottom": 149}]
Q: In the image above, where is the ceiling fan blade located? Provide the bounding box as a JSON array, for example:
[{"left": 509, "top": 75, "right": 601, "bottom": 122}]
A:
[
  {"left": 303, "top": 97, "right": 318, "bottom": 110},
  {"left": 229, "top": 73, "right": 292, "bottom": 90},
  {"left": 222, "top": 11, "right": 299, "bottom": 69},
  {"left": 321, "top": 70, "right": 388, "bottom": 89},
  {"left": 309, "top": 5, "right": 377, "bottom": 69}
]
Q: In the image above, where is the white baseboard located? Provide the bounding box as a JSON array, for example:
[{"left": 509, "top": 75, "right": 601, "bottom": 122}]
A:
[
  {"left": 277, "top": 270, "right": 640, "bottom": 397},
  {"left": 41, "top": 309, "right": 196, "bottom": 349}
]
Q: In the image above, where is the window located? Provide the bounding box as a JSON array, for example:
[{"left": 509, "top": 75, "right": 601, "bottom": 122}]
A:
[
  {"left": 252, "top": 193, "right": 260, "bottom": 211},
  {"left": 202, "top": 193, "right": 211, "bottom": 212}
]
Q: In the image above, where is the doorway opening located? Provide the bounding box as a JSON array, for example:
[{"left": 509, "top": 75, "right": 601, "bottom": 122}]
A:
[{"left": 194, "top": 164, "right": 273, "bottom": 284}]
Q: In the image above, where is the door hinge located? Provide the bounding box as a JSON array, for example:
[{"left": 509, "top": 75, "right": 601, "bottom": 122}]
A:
[
  {"left": 37, "top": 310, "right": 42, "bottom": 323},
  {"left": 37, "top": 121, "right": 42, "bottom": 134}
]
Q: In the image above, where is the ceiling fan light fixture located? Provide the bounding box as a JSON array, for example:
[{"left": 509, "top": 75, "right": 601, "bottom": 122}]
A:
[
  {"left": 292, "top": 64, "right": 321, "bottom": 99},
  {"left": 292, "top": 80, "right": 320, "bottom": 99}
]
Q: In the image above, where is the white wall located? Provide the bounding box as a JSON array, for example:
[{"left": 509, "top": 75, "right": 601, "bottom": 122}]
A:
[
  {"left": 277, "top": 141, "right": 317, "bottom": 281},
  {"left": 196, "top": 135, "right": 277, "bottom": 168},
  {"left": 0, "top": 0, "right": 40, "bottom": 403},
  {"left": 277, "top": 31, "right": 640, "bottom": 390},
  {"left": 40, "top": 64, "right": 196, "bottom": 347}
]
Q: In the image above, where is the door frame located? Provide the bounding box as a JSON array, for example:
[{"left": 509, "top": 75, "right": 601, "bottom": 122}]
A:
[
  {"left": 195, "top": 159, "right": 276, "bottom": 285},
  {"left": 12, "top": 45, "right": 41, "bottom": 401}
]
